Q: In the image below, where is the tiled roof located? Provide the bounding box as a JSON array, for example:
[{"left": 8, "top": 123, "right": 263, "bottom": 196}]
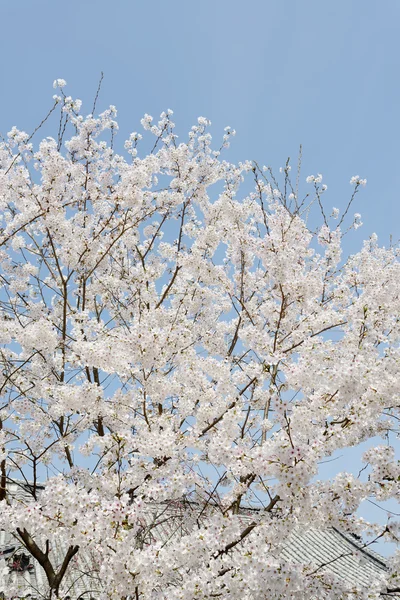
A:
[
  {"left": 0, "top": 483, "right": 398, "bottom": 599},
  {"left": 281, "top": 527, "right": 389, "bottom": 591}
]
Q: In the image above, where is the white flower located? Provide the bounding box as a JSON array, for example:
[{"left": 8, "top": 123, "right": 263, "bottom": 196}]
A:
[
  {"left": 140, "top": 113, "right": 153, "bottom": 130},
  {"left": 53, "top": 78, "right": 67, "bottom": 89},
  {"left": 307, "top": 173, "right": 324, "bottom": 185},
  {"left": 350, "top": 175, "right": 367, "bottom": 186},
  {"left": 0, "top": 85, "right": 397, "bottom": 599}
]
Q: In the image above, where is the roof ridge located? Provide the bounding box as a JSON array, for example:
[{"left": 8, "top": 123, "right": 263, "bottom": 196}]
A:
[{"left": 331, "top": 526, "right": 388, "bottom": 570}]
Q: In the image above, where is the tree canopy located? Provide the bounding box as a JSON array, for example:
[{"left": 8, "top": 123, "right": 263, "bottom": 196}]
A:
[{"left": 0, "top": 81, "right": 399, "bottom": 599}]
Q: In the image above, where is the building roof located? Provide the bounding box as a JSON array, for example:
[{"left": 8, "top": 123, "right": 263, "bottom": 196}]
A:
[{"left": 0, "top": 482, "right": 398, "bottom": 599}]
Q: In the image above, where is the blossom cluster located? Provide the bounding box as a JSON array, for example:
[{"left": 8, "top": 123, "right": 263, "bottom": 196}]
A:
[{"left": 0, "top": 83, "right": 398, "bottom": 599}]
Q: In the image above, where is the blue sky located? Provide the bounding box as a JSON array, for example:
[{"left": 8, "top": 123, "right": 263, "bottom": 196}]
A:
[
  {"left": 1, "top": 0, "right": 400, "bottom": 554},
  {"left": 2, "top": 0, "right": 399, "bottom": 257}
]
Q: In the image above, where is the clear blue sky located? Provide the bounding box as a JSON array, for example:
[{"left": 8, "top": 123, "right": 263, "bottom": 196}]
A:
[
  {"left": 1, "top": 0, "right": 400, "bottom": 553},
  {"left": 2, "top": 0, "right": 400, "bottom": 253}
]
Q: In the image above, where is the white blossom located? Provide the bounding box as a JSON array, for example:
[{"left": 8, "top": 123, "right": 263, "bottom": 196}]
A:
[
  {"left": 53, "top": 78, "right": 67, "bottom": 89},
  {"left": 0, "top": 83, "right": 397, "bottom": 600},
  {"left": 350, "top": 175, "right": 367, "bottom": 186}
]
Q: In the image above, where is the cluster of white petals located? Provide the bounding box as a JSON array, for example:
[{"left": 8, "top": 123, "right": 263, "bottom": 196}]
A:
[{"left": 0, "top": 84, "right": 398, "bottom": 599}]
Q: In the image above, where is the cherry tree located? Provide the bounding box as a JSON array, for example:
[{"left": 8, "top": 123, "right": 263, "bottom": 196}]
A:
[{"left": 0, "top": 79, "right": 399, "bottom": 599}]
